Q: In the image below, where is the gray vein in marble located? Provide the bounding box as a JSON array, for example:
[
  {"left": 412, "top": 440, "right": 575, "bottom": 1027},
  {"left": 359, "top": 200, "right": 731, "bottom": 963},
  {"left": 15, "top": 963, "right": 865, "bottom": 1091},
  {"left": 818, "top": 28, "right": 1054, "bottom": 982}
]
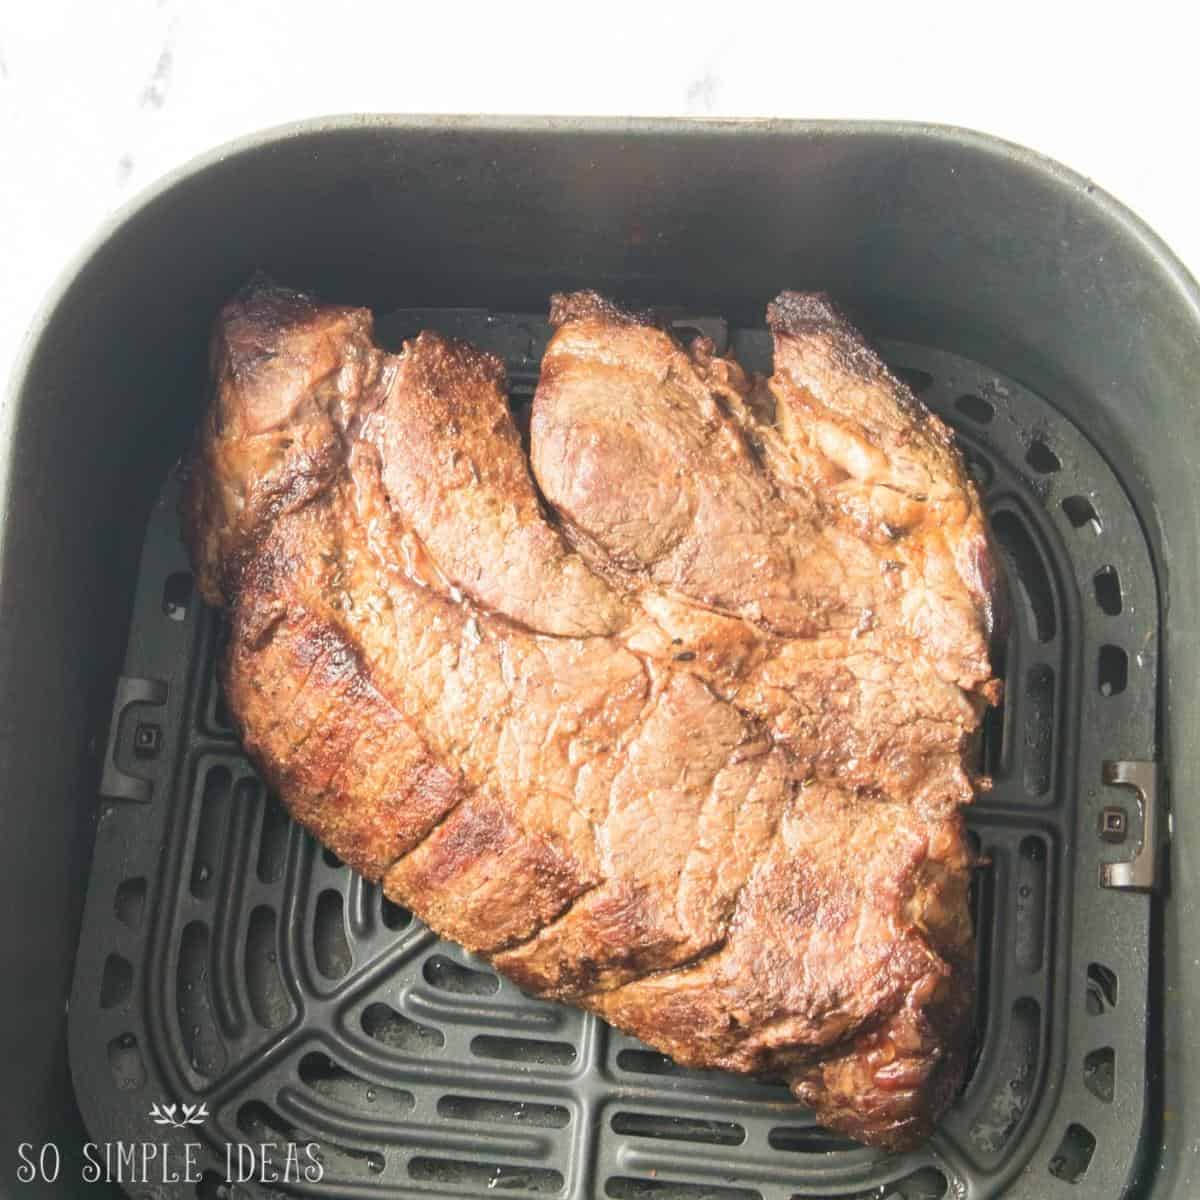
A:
[
  {"left": 139, "top": 42, "right": 174, "bottom": 109},
  {"left": 686, "top": 69, "right": 719, "bottom": 114}
]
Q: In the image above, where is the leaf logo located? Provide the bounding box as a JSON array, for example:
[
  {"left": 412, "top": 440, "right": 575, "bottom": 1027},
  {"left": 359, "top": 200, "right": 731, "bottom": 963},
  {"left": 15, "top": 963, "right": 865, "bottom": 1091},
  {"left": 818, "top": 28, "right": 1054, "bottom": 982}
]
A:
[{"left": 149, "top": 1100, "right": 209, "bottom": 1128}]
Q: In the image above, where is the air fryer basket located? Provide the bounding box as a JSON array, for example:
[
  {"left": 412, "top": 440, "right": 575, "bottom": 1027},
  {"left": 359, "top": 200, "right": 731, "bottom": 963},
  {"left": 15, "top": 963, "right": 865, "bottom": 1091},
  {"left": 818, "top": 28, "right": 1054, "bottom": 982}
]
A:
[
  {"left": 69, "top": 310, "right": 1160, "bottom": 1200},
  {"left": 3, "top": 119, "right": 1197, "bottom": 1200}
]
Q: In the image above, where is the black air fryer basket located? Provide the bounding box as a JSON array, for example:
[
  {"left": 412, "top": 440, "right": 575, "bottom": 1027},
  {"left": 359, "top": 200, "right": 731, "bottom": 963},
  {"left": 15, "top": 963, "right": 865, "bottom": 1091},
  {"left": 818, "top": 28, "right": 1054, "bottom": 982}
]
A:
[{"left": 2, "top": 118, "right": 1197, "bottom": 1200}]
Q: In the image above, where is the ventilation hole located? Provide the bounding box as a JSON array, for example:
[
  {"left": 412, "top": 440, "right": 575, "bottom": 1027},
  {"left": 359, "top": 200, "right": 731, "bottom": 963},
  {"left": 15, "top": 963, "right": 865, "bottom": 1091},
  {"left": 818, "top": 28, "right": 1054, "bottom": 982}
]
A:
[
  {"left": 245, "top": 906, "right": 289, "bottom": 1030},
  {"left": 257, "top": 791, "right": 290, "bottom": 884},
  {"left": 211, "top": 686, "right": 231, "bottom": 732},
  {"left": 323, "top": 847, "right": 343, "bottom": 870},
  {"left": 512, "top": 399, "right": 534, "bottom": 455},
  {"left": 381, "top": 896, "right": 412, "bottom": 930},
  {"left": 968, "top": 997, "right": 1040, "bottom": 1154},
  {"left": 608, "top": 1181, "right": 760, "bottom": 1200},
  {"left": 1026, "top": 438, "right": 1061, "bottom": 474},
  {"left": 1084, "top": 1047, "right": 1115, "bottom": 1102},
  {"left": 613, "top": 1112, "right": 745, "bottom": 1146},
  {"left": 362, "top": 1002, "right": 444, "bottom": 1053},
  {"left": 990, "top": 511, "right": 1057, "bottom": 643},
  {"left": 981, "top": 689, "right": 1006, "bottom": 776},
  {"left": 196, "top": 1171, "right": 227, "bottom": 1199},
  {"left": 203, "top": 636, "right": 233, "bottom": 733},
  {"left": 300, "top": 1052, "right": 414, "bottom": 1113},
  {"left": 767, "top": 1126, "right": 859, "bottom": 1153},
  {"left": 314, "top": 889, "right": 351, "bottom": 980},
  {"left": 887, "top": 1168, "right": 950, "bottom": 1200},
  {"left": 471, "top": 1035, "right": 576, "bottom": 1066},
  {"left": 838, "top": 1169, "right": 951, "bottom": 1200},
  {"left": 191, "top": 766, "right": 232, "bottom": 898},
  {"left": 409, "top": 1159, "right": 563, "bottom": 1194},
  {"left": 968, "top": 843, "right": 995, "bottom": 1081},
  {"left": 236, "top": 1100, "right": 293, "bottom": 1141},
  {"left": 423, "top": 954, "right": 500, "bottom": 995},
  {"left": 894, "top": 366, "right": 934, "bottom": 396},
  {"left": 672, "top": 324, "right": 707, "bottom": 349},
  {"left": 233, "top": 774, "right": 259, "bottom": 806},
  {"left": 508, "top": 371, "right": 538, "bottom": 402},
  {"left": 1062, "top": 494, "right": 1102, "bottom": 533},
  {"left": 114, "top": 877, "right": 146, "bottom": 929},
  {"left": 955, "top": 394, "right": 994, "bottom": 424},
  {"left": 1087, "top": 963, "right": 1118, "bottom": 1014},
  {"left": 237, "top": 1101, "right": 384, "bottom": 1177},
  {"left": 438, "top": 1095, "right": 569, "bottom": 1128},
  {"left": 162, "top": 571, "right": 193, "bottom": 621},
  {"left": 107, "top": 1033, "right": 146, "bottom": 1091},
  {"left": 1098, "top": 645, "right": 1128, "bottom": 696},
  {"left": 100, "top": 954, "right": 133, "bottom": 1009},
  {"left": 1093, "top": 566, "right": 1122, "bottom": 615},
  {"left": 1015, "top": 838, "right": 1047, "bottom": 972},
  {"left": 177, "top": 921, "right": 225, "bottom": 1077},
  {"left": 1049, "top": 1123, "right": 1096, "bottom": 1183},
  {"left": 1022, "top": 665, "right": 1055, "bottom": 797},
  {"left": 616, "top": 1048, "right": 686, "bottom": 1077},
  {"left": 965, "top": 451, "right": 994, "bottom": 490}
]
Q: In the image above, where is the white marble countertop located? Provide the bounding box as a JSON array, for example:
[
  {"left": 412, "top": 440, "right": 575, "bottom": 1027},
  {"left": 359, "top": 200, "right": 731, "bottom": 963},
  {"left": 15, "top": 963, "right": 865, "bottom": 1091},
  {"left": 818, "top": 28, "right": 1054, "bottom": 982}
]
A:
[{"left": 3, "top": 0, "right": 1197, "bottom": 389}]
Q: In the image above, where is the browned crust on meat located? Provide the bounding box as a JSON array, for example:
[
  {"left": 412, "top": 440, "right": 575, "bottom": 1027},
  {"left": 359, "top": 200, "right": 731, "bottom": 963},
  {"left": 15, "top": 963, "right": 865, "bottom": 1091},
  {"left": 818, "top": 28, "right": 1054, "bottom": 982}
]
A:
[
  {"left": 181, "top": 282, "right": 382, "bottom": 607},
  {"left": 224, "top": 598, "right": 465, "bottom": 881},
  {"left": 384, "top": 801, "right": 598, "bottom": 954},
  {"left": 548, "top": 289, "right": 656, "bottom": 329}
]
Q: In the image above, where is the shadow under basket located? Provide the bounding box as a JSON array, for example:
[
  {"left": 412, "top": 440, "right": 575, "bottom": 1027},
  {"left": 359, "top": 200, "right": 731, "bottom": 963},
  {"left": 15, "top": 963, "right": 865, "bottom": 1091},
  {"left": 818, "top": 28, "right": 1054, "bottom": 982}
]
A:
[
  {"left": 3, "top": 119, "right": 1195, "bottom": 1200},
  {"left": 69, "top": 309, "right": 1161, "bottom": 1200}
]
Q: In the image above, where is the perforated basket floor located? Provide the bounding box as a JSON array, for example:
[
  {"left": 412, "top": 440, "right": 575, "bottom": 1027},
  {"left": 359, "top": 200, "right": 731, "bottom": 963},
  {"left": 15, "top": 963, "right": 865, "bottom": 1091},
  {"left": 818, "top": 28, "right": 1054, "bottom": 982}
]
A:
[{"left": 70, "top": 310, "right": 1161, "bottom": 1200}]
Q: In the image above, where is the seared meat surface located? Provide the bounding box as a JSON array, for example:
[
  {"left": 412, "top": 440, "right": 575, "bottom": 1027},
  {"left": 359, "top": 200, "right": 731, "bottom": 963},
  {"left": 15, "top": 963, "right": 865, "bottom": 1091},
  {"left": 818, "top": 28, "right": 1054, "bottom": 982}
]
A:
[{"left": 183, "top": 282, "right": 999, "bottom": 1151}]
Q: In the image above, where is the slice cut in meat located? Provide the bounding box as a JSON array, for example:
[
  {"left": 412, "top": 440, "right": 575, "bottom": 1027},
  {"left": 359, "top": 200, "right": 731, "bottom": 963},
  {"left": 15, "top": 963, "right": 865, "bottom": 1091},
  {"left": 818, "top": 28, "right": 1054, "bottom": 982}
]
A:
[
  {"left": 371, "top": 329, "right": 627, "bottom": 637},
  {"left": 181, "top": 280, "right": 1000, "bottom": 1152}
]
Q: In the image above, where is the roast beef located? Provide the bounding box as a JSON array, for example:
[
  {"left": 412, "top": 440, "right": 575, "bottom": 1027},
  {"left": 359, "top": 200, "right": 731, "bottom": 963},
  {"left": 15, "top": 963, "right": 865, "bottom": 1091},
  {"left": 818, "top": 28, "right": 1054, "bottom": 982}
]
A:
[{"left": 182, "top": 282, "right": 1000, "bottom": 1151}]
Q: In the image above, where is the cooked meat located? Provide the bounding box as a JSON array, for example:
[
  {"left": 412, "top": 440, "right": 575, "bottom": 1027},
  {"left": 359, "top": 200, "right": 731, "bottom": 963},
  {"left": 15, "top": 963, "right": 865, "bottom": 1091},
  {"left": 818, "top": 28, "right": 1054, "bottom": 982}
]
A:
[{"left": 182, "top": 281, "right": 1000, "bottom": 1151}]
